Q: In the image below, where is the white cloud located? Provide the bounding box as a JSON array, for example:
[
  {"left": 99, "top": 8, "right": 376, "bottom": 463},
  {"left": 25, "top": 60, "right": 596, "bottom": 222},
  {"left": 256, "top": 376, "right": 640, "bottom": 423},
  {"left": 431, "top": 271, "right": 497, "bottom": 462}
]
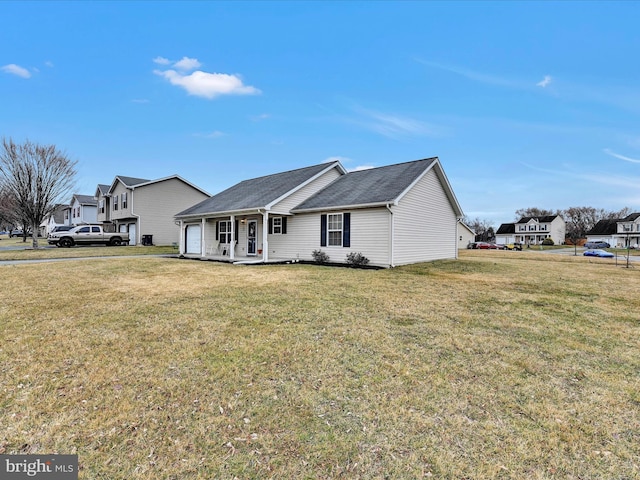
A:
[
  {"left": 250, "top": 113, "right": 271, "bottom": 122},
  {"left": 537, "top": 75, "right": 552, "bottom": 88},
  {"left": 193, "top": 131, "right": 227, "bottom": 139},
  {"left": 415, "top": 58, "right": 517, "bottom": 88},
  {"left": 45, "top": 61, "right": 54, "bottom": 68},
  {"left": 603, "top": 148, "right": 640, "bottom": 164},
  {"left": 357, "top": 108, "right": 440, "bottom": 139},
  {"left": 1, "top": 64, "right": 31, "bottom": 79},
  {"left": 173, "top": 56, "right": 201, "bottom": 71},
  {"left": 154, "top": 68, "right": 260, "bottom": 99},
  {"left": 153, "top": 56, "right": 171, "bottom": 65}
]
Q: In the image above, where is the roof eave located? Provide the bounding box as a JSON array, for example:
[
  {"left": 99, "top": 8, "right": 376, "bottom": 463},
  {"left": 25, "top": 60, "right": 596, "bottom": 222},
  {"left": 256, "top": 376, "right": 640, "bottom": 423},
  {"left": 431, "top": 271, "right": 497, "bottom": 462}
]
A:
[{"left": 292, "top": 201, "right": 394, "bottom": 214}]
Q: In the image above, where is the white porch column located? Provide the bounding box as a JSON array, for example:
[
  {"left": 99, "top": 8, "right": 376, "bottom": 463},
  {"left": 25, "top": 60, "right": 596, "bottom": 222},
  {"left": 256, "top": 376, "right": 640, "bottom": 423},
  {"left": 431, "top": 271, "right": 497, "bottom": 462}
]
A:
[
  {"left": 262, "top": 210, "right": 269, "bottom": 262},
  {"left": 230, "top": 215, "right": 235, "bottom": 260},
  {"left": 201, "top": 218, "right": 205, "bottom": 256}
]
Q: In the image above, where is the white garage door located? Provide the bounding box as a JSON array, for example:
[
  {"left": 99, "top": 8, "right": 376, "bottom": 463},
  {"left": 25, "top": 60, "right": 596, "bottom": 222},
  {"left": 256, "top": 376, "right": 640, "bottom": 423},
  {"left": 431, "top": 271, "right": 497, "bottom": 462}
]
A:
[
  {"left": 128, "top": 223, "right": 136, "bottom": 246},
  {"left": 185, "top": 224, "right": 201, "bottom": 254}
]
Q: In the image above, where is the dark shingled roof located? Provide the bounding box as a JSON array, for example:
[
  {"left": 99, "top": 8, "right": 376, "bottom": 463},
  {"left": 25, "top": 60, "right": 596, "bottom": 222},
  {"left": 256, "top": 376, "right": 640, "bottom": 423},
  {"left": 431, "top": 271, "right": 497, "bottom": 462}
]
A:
[
  {"left": 620, "top": 212, "right": 640, "bottom": 222},
  {"left": 516, "top": 215, "right": 559, "bottom": 224},
  {"left": 72, "top": 194, "right": 97, "bottom": 206},
  {"left": 586, "top": 219, "right": 619, "bottom": 235},
  {"left": 496, "top": 223, "right": 515, "bottom": 234},
  {"left": 96, "top": 184, "right": 110, "bottom": 195},
  {"left": 177, "top": 162, "right": 340, "bottom": 217},
  {"left": 115, "top": 176, "right": 150, "bottom": 187},
  {"left": 292, "top": 157, "right": 438, "bottom": 211}
]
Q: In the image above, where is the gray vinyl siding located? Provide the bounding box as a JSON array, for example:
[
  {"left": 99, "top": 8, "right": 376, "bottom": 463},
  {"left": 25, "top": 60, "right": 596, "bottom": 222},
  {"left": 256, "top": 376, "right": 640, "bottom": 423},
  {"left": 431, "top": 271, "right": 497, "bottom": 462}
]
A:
[
  {"left": 392, "top": 168, "right": 457, "bottom": 265},
  {"left": 134, "top": 178, "right": 210, "bottom": 245},
  {"left": 271, "top": 168, "right": 343, "bottom": 213},
  {"left": 271, "top": 208, "right": 391, "bottom": 267},
  {"left": 96, "top": 193, "right": 110, "bottom": 223},
  {"left": 110, "top": 183, "right": 132, "bottom": 221}
]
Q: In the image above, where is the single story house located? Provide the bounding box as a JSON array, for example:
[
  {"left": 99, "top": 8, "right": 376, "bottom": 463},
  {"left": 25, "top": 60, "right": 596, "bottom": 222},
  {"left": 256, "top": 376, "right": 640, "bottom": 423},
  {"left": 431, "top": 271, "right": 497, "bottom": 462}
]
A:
[
  {"left": 175, "top": 157, "right": 464, "bottom": 268},
  {"left": 96, "top": 175, "right": 210, "bottom": 245}
]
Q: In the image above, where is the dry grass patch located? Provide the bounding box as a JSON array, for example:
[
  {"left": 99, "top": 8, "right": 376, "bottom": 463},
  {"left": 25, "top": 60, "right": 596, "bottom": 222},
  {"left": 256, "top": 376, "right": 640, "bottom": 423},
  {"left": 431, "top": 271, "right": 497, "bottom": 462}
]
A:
[{"left": 0, "top": 253, "right": 638, "bottom": 479}]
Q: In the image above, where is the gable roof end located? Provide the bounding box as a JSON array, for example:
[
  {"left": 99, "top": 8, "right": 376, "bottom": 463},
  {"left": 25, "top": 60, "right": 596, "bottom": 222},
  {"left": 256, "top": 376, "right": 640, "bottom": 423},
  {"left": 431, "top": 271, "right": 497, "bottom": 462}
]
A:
[
  {"left": 176, "top": 161, "right": 345, "bottom": 218},
  {"left": 292, "top": 157, "right": 463, "bottom": 216}
]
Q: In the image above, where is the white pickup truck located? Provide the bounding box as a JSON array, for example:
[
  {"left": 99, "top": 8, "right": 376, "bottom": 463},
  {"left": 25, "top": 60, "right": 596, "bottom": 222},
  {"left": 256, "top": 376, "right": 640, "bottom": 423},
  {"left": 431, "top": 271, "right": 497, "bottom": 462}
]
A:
[{"left": 48, "top": 224, "right": 130, "bottom": 248}]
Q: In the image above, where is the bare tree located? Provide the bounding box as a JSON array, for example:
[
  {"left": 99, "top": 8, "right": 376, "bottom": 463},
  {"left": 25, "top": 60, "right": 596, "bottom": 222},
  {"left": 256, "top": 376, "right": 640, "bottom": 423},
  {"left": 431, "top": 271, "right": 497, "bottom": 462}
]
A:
[
  {"left": 463, "top": 216, "right": 495, "bottom": 242},
  {"left": 0, "top": 185, "right": 20, "bottom": 230},
  {"left": 0, "top": 138, "right": 77, "bottom": 248},
  {"left": 514, "top": 207, "right": 559, "bottom": 221}
]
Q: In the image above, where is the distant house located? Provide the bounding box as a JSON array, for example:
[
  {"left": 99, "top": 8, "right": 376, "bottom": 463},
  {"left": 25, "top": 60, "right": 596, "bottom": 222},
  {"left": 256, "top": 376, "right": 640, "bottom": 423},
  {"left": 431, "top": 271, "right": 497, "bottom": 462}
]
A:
[
  {"left": 175, "top": 157, "right": 464, "bottom": 268},
  {"left": 66, "top": 194, "right": 98, "bottom": 226},
  {"left": 586, "top": 213, "right": 640, "bottom": 248},
  {"left": 97, "top": 175, "right": 210, "bottom": 245},
  {"left": 458, "top": 221, "right": 475, "bottom": 249},
  {"left": 39, "top": 204, "right": 68, "bottom": 236},
  {"left": 500, "top": 215, "right": 566, "bottom": 245}
]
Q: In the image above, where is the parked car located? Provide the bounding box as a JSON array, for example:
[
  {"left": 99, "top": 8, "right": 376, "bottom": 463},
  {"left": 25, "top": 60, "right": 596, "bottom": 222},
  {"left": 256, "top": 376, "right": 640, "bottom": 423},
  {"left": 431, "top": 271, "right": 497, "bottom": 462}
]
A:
[
  {"left": 489, "top": 243, "right": 506, "bottom": 250},
  {"left": 505, "top": 243, "right": 523, "bottom": 251},
  {"left": 9, "top": 229, "right": 29, "bottom": 238},
  {"left": 583, "top": 249, "right": 614, "bottom": 258},
  {"left": 584, "top": 241, "right": 610, "bottom": 249},
  {"left": 47, "top": 224, "right": 129, "bottom": 247},
  {"left": 475, "top": 242, "right": 491, "bottom": 249}
]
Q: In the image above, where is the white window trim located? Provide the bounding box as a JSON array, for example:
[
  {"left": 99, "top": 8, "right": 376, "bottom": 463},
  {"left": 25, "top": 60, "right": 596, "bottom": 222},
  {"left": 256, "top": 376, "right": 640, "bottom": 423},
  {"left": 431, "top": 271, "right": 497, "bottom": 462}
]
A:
[{"left": 327, "top": 213, "right": 343, "bottom": 247}]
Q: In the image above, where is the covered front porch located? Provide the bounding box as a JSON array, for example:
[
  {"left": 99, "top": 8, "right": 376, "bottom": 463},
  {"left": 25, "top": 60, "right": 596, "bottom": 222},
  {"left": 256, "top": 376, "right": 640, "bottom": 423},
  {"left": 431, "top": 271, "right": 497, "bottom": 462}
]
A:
[{"left": 177, "top": 209, "right": 288, "bottom": 262}]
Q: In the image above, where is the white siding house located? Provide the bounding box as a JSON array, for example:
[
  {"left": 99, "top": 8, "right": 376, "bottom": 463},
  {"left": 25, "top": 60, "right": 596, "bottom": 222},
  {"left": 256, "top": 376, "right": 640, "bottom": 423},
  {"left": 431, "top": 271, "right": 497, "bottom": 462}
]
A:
[
  {"left": 68, "top": 194, "right": 98, "bottom": 226},
  {"left": 176, "top": 157, "right": 464, "bottom": 268},
  {"left": 510, "top": 215, "right": 565, "bottom": 245}
]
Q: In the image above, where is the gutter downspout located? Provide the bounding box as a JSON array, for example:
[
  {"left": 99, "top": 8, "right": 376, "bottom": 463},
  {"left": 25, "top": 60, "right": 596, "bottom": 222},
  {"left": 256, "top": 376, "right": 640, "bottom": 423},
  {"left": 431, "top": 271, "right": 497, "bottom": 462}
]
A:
[
  {"left": 386, "top": 203, "right": 395, "bottom": 268},
  {"left": 455, "top": 219, "right": 461, "bottom": 259},
  {"left": 130, "top": 189, "right": 140, "bottom": 245}
]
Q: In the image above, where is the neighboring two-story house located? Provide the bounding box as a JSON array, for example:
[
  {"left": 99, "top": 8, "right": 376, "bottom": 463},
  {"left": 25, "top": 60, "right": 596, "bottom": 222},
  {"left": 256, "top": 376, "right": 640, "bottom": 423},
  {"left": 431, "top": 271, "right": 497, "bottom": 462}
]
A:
[
  {"left": 64, "top": 194, "right": 98, "bottom": 226},
  {"left": 98, "top": 175, "right": 210, "bottom": 245},
  {"left": 586, "top": 213, "right": 640, "bottom": 248},
  {"left": 496, "top": 215, "right": 566, "bottom": 246}
]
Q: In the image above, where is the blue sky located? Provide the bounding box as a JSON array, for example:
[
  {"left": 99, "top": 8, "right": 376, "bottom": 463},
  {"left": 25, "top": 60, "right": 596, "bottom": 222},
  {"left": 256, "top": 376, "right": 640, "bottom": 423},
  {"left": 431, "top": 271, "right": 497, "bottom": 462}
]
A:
[{"left": 1, "top": 1, "right": 639, "bottom": 225}]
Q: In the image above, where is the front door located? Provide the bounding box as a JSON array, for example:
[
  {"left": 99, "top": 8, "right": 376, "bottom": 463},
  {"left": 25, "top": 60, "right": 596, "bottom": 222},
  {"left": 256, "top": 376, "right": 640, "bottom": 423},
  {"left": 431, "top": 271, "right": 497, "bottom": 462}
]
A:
[{"left": 247, "top": 220, "right": 257, "bottom": 256}]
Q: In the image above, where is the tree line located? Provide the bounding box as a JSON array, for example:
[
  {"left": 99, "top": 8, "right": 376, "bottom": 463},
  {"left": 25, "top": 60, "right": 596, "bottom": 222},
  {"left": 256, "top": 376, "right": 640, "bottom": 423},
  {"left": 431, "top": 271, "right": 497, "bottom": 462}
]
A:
[{"left": 465, "top": 206, "right": 632, "bottom": 243}]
